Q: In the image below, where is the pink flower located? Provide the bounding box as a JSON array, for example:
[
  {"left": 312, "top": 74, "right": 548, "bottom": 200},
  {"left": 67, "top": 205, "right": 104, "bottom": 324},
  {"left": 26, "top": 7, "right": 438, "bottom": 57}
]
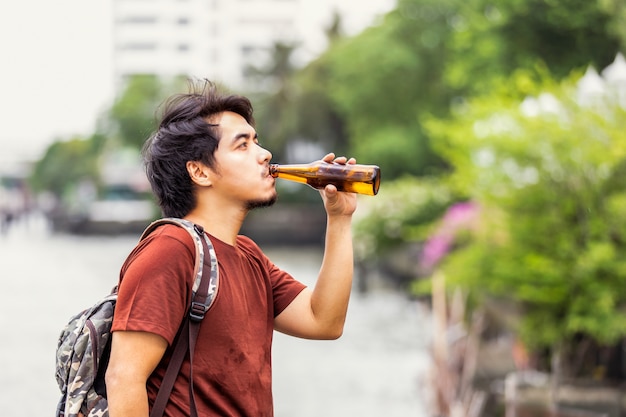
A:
[{"left": 419, "top": 201, "right": 480, "bottom": 272}]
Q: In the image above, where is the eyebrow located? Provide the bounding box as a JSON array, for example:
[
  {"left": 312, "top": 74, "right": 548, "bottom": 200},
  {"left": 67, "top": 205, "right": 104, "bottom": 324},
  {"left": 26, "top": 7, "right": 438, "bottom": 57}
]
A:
[{"left": 231, "top": 132, "right": 258, "bottom": 144}]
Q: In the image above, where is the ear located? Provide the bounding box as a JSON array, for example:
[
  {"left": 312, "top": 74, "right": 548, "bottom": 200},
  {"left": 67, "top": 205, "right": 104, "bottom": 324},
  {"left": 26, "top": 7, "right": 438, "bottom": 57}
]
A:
[{"left": 186, "top": 160, "right": 213, "bottom": 187}]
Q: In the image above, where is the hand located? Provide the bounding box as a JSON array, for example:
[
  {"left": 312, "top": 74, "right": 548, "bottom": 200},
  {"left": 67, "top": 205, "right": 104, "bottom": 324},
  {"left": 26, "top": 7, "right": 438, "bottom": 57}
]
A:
[{"left": 319, "top": 153, "right": 358, "bottom": 217}]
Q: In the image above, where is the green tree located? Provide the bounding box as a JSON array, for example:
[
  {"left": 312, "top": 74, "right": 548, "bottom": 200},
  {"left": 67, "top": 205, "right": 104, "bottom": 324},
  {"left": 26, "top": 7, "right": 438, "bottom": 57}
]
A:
[
  {"left": 320, "top": 0, "right": 455, "bottom": 179},
  {"left": 30, "top": 136, "right": 99, "bottom": 199},
  {"left": 246, "top": 42, "right": 300, "bottom": 162},
  {"left": 424, "top": 73, "right": 626, "bottom": 377},
  {"left": 444, "top": 0, "right": 623, "bottom": 96},
  {"left": 334, "top": 0, "right": 626, "bottom": 293},
  {"left": 29, "top": 75, "right": 185, "bottom": 209},
  {"left": 284, "top": 12, "right": 352, "bottom": 160},
  {"left": 295, "top": 0, "right": 625, "bottom": 181},
  {"left": 108, "top": 75, "right": 187, "bottom": 149},
  {"left": 599, "top": 0, "right": 626, "bottom": 47},
  {"left": 292, "top": 48, "right": 349, "bottom": 158}
]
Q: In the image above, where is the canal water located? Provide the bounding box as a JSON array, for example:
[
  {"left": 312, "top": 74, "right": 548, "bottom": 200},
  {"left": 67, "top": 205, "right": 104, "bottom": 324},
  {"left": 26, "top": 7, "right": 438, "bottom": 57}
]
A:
[{"left": 0, "top": 215, "right": 432, "bottom": 417}]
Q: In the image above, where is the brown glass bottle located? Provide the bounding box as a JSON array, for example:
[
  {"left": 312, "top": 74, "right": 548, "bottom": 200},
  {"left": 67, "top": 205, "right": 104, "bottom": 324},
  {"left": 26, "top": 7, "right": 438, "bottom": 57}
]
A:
[{"left": 269, "top": 161, "right": 381, "bottom": 196}]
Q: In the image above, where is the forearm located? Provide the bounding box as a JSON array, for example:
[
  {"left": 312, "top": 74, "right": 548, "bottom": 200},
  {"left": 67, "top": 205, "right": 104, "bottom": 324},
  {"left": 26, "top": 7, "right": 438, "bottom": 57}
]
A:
[{"left": 311, "top": 214, "right": 354, "bottom": 337}]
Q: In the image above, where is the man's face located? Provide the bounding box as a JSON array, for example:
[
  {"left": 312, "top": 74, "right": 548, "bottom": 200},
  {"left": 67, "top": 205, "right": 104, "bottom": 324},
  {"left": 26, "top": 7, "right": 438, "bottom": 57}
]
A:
[{"left": 208, "top": 111, "right": 277, "bottom": 209}]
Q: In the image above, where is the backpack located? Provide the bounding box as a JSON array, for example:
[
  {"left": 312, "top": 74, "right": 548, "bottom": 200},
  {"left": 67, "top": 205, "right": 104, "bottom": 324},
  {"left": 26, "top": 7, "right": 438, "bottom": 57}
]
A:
[{"left": 55, "top": 217, "right": 219, "bottom": 417}]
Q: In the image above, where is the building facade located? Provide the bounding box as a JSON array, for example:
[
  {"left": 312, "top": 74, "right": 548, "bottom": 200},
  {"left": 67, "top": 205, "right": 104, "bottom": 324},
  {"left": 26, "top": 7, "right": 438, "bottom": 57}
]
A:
[{"left": 111, "top": 0, "right": 394, "bottom": 92}]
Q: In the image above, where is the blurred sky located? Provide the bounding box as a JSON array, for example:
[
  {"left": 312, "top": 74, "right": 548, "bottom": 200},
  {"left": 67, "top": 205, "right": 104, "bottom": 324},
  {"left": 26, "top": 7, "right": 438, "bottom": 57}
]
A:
[
  {"left": 0, "top": 0, "right": 114, "bottom": 172},
  {"left": 0, "top": 0, "right": 394, "bottom": 174}
]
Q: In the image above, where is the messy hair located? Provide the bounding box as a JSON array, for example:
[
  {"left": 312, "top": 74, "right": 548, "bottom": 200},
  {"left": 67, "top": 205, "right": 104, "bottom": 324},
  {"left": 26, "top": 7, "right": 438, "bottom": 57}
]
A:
[{"left": 142, "top": 80, "right": 255, "bottom": 218}]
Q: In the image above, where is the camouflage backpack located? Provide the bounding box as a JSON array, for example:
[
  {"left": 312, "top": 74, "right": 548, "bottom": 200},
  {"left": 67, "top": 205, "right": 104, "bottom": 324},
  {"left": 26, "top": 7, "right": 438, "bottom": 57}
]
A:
[{"left": 55, "top": 218, "right": 219, "bottom": 417}]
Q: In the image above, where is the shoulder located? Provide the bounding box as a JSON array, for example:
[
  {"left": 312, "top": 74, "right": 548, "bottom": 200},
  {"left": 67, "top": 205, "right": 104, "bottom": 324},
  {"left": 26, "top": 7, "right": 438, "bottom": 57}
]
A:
[
  {"left": 144, "top": 223, "right": 196, "bottom": 253},
  {"left": 120, "top": 223, "right": 196, "bottom": 274},
  {"left": 236, "top": 234, "right": 259, "bottom": 249},
  {"left": 235, "top": 235, "right": 264, "bottom": 258}
]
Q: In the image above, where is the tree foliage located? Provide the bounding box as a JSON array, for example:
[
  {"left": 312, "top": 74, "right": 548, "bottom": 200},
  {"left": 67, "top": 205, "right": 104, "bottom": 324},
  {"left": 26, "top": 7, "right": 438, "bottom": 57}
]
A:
[
  {"left": 282, "top": 0, "right": 625, "bottom": 181},
  {"left": 30, "top": 75, "right": 188, "bottom": 197},
  {"left": 30, "top": 136, "right": 99, "bottom": 198},
  {"left": 318, "top": 0, "right": 454, "bottom": 178},
  {"left": 109, "top": 75, "right": 187, "bottom": 149},
  {"left": 246, "top": 42, "right": 300, "bottom": 162},
  {"left": 423, "top": 75, "right": 626, "bottom": 365},
  {"left": 443, "top": 0, "right": 622, "bottom": 96}
]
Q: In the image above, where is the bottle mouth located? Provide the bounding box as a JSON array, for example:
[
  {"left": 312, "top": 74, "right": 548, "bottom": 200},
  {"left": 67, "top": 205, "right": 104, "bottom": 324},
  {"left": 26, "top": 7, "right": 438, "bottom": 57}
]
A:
[{"left": 372, "top": 167, "right": 381, "bottom": 195}]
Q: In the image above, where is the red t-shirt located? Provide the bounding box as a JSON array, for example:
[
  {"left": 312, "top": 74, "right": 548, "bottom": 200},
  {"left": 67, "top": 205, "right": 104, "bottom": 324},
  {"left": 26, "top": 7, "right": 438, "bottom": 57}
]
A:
[{"left": 111, "top": 224, "right": 307, "bottom": 416}]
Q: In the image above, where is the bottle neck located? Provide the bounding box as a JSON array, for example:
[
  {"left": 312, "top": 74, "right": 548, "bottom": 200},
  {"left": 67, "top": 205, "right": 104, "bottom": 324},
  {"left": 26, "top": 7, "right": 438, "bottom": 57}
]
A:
[{"left": 269, "top": 162, "right": 317, "bottom": 178}]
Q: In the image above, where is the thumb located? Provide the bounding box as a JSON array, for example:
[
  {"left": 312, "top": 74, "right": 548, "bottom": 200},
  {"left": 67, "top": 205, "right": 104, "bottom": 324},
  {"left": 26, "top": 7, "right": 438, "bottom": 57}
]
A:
[{"left": 322, "top": 184, "right": 340, "bottom": 205}]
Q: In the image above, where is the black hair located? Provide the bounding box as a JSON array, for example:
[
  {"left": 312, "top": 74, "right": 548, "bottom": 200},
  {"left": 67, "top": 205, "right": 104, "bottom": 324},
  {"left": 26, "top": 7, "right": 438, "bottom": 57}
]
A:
[{"left": 142, "top": 80, "right": 255, "bottom": 218}]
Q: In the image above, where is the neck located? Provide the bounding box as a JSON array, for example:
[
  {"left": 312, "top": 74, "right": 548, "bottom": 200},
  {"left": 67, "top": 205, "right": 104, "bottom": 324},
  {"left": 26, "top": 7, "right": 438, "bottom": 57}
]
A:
[{"left": 184, "top": 200, "right": 247, "bottom": 246}]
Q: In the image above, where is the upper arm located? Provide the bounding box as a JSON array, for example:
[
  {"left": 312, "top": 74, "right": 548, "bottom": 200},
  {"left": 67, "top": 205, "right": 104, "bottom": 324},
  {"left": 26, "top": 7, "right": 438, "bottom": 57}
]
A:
[
  {"left": 274, "top": 288, "right": 318, "bottom": 339},
  {"left": 105, "top": 331, "right": 168, "bottom": 416},
  {"left": 274, "top": 288, "right": 343, "bottom": 340},
  {"left": 106, "top": 330, "right": 168, "bottom": 383}
]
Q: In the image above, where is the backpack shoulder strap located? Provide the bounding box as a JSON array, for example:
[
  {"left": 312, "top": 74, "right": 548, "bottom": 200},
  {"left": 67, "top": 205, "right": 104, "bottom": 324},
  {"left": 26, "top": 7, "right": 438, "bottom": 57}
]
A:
[
  {"left": 140, "top": 218, "right": 201, "bottom": 293},
  {"left": 140, "top": 217, "right": 219, "bottom": 306},
  {"left": 142, "top": 217, "right": 219, "bottom": 417}
]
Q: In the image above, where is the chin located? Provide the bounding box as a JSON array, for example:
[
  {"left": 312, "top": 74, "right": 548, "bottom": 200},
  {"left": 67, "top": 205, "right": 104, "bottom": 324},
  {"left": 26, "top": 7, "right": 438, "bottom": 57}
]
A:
[{"left": 245, "top": 193, "right": 277, "bottom": 210}]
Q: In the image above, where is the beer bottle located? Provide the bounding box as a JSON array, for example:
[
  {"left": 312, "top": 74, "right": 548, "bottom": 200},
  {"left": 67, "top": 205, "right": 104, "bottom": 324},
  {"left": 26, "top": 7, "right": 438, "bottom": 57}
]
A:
[{"left": 269, "top": 161, "right": 381, "bottom": 196}]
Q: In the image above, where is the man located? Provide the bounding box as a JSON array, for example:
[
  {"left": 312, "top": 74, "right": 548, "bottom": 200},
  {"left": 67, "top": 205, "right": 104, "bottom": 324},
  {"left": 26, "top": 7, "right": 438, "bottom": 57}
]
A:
[{"left": 105, "top": 80, "right": 357, "bottom": 417}]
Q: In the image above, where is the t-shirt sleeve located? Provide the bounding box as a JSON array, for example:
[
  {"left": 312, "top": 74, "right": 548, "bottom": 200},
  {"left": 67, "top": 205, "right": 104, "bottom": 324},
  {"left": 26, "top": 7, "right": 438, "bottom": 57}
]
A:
[
  {"left": 112, "top": 226, "right": 195, "bottom": 345},
  {"left": 237, "top": 235, "right": 307, "bottom": 316},
  {"left": 268, "top": 260, "right": 307, "bottom": 316}
]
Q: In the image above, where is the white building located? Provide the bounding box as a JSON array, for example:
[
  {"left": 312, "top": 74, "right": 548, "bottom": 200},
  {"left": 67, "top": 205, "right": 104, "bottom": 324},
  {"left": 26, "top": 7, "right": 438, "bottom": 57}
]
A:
[{"left": 111, "top": 0, "right": 395, "bottom": 92}]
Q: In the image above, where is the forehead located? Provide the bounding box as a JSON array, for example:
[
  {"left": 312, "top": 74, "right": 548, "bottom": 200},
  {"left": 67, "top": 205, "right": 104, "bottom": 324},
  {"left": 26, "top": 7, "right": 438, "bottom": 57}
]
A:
[
  {"left": 208, "top": 111, "right": 256, "bottom": 150},
  {"left": 207, "top": 111, "right": 251, "bottom": 130}
]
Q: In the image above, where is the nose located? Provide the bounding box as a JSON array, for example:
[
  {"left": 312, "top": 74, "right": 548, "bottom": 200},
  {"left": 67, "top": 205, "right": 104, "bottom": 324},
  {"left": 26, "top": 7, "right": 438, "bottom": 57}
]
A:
[{"left": 260, "top": 145, "right": 272, "bottom": 162}]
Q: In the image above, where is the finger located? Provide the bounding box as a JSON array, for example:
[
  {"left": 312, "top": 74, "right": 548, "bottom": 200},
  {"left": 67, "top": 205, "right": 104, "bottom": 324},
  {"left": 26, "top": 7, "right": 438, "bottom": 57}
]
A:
[
  {"left": 333, "top": 156, "right": 348, "bottom": 165},
  {"left": 347, "top": 157, "right": 357, "bottom": 165},
  {"left": 322, "top": 153, "right": 336, "bottom": 163}
]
